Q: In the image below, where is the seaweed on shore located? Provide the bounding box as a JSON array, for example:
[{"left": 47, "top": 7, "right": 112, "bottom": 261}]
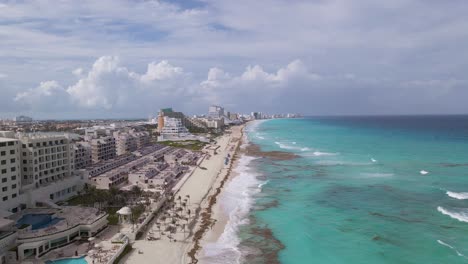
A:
[{"left": 187, "top": 127, "right": 244, "bottom": 264}]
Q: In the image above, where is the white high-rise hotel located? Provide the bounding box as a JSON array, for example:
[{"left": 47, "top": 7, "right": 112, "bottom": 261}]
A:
[
  {"left": 0, "top": 131, "right": 84, "bottom": 215},
  {"left": 0, "top": 133, "right": 21, "bottom": 213}
]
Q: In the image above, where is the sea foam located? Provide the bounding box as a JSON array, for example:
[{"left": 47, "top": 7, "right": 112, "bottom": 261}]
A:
[
  {"left": 437, "top": 240, "right": 465, "bottom": 257},
  {"left": 446, "top": 191, "right": 468, "bottom": 200},
  {"left": 202, "top": 155, "right": 263, "bottom": 264},
  {"left": 274, "top": 141, "right": 310, "bottom": 151},
  {"left": 437, "top": 206, "right": 468, "bottom": 223}
]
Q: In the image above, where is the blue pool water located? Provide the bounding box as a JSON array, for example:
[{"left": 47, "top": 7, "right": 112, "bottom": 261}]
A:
[
  {"left": 45, "top": 256, "right": 87, "bottom": 264},
  {"left": 16, "top": 214, "right": 64, "bottom": 230}
]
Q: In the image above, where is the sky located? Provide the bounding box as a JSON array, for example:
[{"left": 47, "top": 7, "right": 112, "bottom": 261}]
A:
[{"left": 1, "top": 0, "right": 468, "bottom": 119}]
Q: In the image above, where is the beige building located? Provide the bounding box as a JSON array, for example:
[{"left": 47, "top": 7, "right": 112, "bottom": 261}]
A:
[
  {"left": 0, "top": 134, "right": 21, "bottom": 213},
  {"left": 91, "top": 136, "right": 116, "bottom": 163},
  {"left": 16, "top": 133, "right": 76, "bottom": 190},
  {"left": 114, "top": 131, "right": 138, "bottom": 156},
  {"left": 74, "top": 142, "right": 92, "bottom": 170}
]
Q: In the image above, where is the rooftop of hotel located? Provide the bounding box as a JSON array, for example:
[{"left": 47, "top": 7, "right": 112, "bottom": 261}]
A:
[{"left": 0, "top": 137, "right": 18, "bottom": 142}]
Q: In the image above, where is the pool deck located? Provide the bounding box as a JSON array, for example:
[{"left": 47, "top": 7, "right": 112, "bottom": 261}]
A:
[
  {"left": 11, "top": 207, "right": 106, "bottom": 239},
  {"left": 29, "top": 225, "right": 122, "bottom": 264}
]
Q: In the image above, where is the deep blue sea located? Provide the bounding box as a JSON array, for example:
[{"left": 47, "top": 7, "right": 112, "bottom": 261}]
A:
[{"left": 221, "top": 116, "right": 468, "bottom": 264}]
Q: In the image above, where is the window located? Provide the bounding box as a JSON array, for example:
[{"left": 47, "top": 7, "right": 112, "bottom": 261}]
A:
[
  {"left": 2, "top": 196, "right": 7, "bottom": 201},
  {"left": 0, "top": 160, "right": 5, "bottom": 165},
  {"left": 2, "top": 187, "right": 7, "bottom": 192},
  {"left": 0, "top": 143, "right": 5, "bottom": 147},
  {"left": 22, "top": 152, "right": 26, "bottom": 156},
  {"left": 10, "top": 150, "right": 15, "bottom": 155},
  {"left": 11, "top": 167, "right": 15, "bottom": 172},
  {"left": 12, "top": 184, "right": 16, "bottom": 189},
  {"left": 10, "top": 158, "right": 15, "bottom": 163},
  {"left": 12, "top": 193, "right": 17, "bottom": 198},
  {"left": 8, "top": 142, "right": 14, "bottom": 146},
  {"left": 0, "top": 151, "right": 5, "bottom": 156},
  {"left": 11, "top": 175, "right": 16, "bottom": 180},
  {"left": 1, "top": 178, "right": 6, "bottom": 183},
  {"left": 1, "top": 169, "right": 6, "bottom": 174}
]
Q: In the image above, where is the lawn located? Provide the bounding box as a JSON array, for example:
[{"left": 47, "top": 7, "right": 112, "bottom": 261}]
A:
[{"left": 159, "top": 140, "right": 207, "bottom": 151}]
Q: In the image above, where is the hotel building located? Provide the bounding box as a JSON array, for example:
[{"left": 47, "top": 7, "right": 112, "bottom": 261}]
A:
[
  {"left": 74, "top": 142, "right": 92, "bottom": 170},
  {"left": 90, "top": 136, "right": 116, "bottom": 163},
  {"left": 0, "top": 133, "right": 21, "bottom": 213}
]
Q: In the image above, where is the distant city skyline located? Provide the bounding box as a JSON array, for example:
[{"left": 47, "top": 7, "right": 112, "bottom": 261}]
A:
[{"left": 1, "top": 1, "right": 468, "bottom": 118}]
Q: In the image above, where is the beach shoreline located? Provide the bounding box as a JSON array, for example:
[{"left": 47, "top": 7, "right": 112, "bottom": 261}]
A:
[{"left": 123, "top": 124, "right": 245, "bottom": 264}]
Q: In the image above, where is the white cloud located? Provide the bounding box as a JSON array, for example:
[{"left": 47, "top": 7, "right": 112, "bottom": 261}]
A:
[
  {"left": 5, "top": 1, "right": 468, "bottom": 116},
  {"left": 14, "top": 80, "right": 70, "bottom": 111},
  {"left": 140, "top": 60, "right": 184, "bottom": 83}
]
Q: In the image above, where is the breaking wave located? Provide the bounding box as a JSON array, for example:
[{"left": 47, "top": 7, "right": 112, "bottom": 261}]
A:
[
  {"left": 201, "top": 155, "right": 264, "bottom": 264},
  {"left": 437, "top": 206, "right": 468, "bottom": 223},
  {"left": 446, "top": 191, "right": 468, "bottom": 200}
]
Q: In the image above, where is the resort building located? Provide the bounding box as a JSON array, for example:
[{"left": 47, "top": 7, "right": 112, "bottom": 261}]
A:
[
  {"left": 208, "top": 105, "right": 225, "bottom": 119},
  {"left": 114, "top": 131, "right": 138, "bottom": 156},
  {"left": 74, "top": 142, "right": 92, "bottom": 170},
  {"left": 131, "top": 130, "right": 150, "bottom": 149},
  {"left": 206, "top": 118, "right": 224, "bottom": 129},
  {"left": 0, "top": 133, "right": 21, "bottom": 213},
  {"left": 90, "top": 136, "right": 116, "bottom": 163},
  {"left": 13, "top": 207, "right": 108, "bottom": 261},
  {"left": 16, "top": 133, "right": 76, "bottom": 190},
  {"left": 128, "top": 162, "right": 170, "bottom": 191},
  {"left": 157, "top": 117, "right": 191, "bottom": 141}
]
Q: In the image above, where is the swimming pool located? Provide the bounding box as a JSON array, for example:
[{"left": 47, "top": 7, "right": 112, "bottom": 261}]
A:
[
  {"left": 45, "top": 256, "right": 87, "bottom": 264},
  {"left": 16, "top": 214, "right": 64, "bottom": 230}
]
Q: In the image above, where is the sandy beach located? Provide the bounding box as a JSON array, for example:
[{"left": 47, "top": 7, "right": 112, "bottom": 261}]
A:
[{"left": 122, "top": 125, "right": 244, "bottom": 264}]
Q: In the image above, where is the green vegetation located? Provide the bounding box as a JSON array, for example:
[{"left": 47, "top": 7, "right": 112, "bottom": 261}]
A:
[
  {"left": 159, "top": 140, "right": 207, "bottom": 151},
  {"left": 66, "top": 185, "right": 155, "bottom": 225},
  {"left": 113, "top": 244, "right": 133, "bottom": 264},
  {"left": 187, "top": 126, "right": 207, "bottom": 134}
]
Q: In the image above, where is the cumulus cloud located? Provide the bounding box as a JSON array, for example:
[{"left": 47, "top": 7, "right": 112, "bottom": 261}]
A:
[
  {"left": 14, "top": 57, "right": 323, "bottom": 115},
  {"left": 14, "top": 80, "right": 71, "bottom": 111},
  {"left": 15, "top": 56, "right": 193, "bottom": 114},
  {"left": 140, "top": 61, "right": 184, "bottom": 82},
  {"left": 4, "top": 0, "right": 468, "bottom": 117}
]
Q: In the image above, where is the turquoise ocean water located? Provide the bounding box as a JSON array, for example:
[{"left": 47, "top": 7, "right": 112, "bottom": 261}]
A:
[{"left": 226, "top": 116, "right": 468, "bottom": 264}]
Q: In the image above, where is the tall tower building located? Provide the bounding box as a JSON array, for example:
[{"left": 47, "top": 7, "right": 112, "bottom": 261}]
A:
[{"left": 158, "top": 111, "right": 165, "bottom": 133}]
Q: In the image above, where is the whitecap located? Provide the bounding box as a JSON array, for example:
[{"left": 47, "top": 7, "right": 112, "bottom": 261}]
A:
[
  {"left": 437, "top": 240, "right": 465, "bottom": 257},
  {"left": 420, "top": 170, "right": 429, "bottom": 175},
  {"left": 447, "top": 191, "right": 468, "bottom": 200},
  {"left": 437, "top": 206, "right": 468, "bottom": 223},
  {"left": 275, "top": 141, "right": 310, "bottom": 152},
  {"left": 312, "top": 151, "right": 338, "bottom": 156},
  {"left": 371, "top": 158, "right": 377, "bottom": 163}
]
